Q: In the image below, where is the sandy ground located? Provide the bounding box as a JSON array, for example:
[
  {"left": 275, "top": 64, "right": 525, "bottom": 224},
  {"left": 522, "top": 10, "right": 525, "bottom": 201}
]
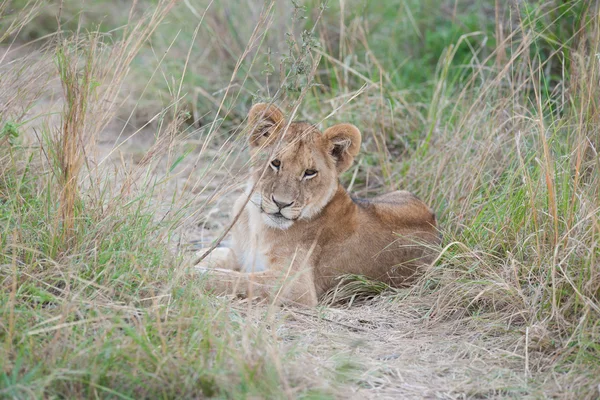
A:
[{"left": 281, "top": 304, "right": 536, "bottom": 399}]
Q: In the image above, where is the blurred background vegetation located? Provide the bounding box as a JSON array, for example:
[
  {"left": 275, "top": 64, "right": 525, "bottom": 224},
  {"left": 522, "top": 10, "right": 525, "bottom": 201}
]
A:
[{"left": 5, "top": 0, "right": 590, "bottom": 126}]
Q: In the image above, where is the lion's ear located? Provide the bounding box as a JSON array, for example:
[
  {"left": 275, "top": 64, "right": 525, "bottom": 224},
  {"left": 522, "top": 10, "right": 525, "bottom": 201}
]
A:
[
  {"left": 247, "top": 103, "right": 285, "bottom": 148},
  {"left": 323, "top": 123, "right": 361, "bottom": 173}
]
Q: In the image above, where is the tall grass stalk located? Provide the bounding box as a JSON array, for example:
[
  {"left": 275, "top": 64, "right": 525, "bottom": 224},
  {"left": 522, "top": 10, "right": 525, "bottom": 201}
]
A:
[{"left": 46, "top": 1, "right": 175, "bottom": 250}]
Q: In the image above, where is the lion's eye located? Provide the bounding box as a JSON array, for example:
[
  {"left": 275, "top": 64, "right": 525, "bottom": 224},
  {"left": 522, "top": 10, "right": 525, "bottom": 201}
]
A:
[
  {"left": 270, "top": 159, "right": 281, "bottom": 170},
  {"left": 304, "top": 169, "right": 317, "bottom": 178}
]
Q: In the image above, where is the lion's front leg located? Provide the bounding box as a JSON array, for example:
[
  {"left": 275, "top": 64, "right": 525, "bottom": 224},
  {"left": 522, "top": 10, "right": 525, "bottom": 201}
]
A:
[
  {"left": 197, "top": 264, "right": 318, "bottom": 307},
  {"left": 195, "top": 247, "right": 240, "bottom": 271}
]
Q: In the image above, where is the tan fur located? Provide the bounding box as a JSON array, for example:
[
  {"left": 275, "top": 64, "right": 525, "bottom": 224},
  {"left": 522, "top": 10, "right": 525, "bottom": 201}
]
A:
[{"left": 196, "top": 104, "right": 440, "bottom": 306}]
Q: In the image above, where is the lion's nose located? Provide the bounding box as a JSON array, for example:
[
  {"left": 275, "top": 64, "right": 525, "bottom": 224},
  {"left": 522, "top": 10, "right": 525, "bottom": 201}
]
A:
[{"left": 272, "top": 195, "right": 294, "bottom": 209}]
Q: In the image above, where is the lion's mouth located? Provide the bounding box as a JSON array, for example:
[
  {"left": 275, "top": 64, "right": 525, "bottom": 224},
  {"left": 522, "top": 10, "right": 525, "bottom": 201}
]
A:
[{"left": 260, "top": 207, "right": 297, "bottom": 221}]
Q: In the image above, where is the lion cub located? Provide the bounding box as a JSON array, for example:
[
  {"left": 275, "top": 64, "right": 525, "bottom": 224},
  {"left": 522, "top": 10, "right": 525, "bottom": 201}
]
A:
[{"left": 196, "top": 103, "right": 440, "bottom": 306}]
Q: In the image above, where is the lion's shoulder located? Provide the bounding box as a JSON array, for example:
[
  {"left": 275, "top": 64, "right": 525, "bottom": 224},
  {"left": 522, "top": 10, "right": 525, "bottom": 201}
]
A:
[{"left": 348, "top": 190, "right": 437, "bottom": 232}]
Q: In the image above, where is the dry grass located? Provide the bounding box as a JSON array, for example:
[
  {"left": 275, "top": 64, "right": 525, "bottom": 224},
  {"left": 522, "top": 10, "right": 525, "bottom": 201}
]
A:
[
  {"left": 1, "top": 0, "right": 599, "bottom": 398},
  {"left": 49, "top": 1, "right": 175, "bottom": 249}
]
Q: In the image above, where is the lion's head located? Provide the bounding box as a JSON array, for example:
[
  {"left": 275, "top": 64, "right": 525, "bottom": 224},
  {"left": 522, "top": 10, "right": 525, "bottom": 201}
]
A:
[{"left": 246, "top": 103, "right": 361, "bottom": 230}]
